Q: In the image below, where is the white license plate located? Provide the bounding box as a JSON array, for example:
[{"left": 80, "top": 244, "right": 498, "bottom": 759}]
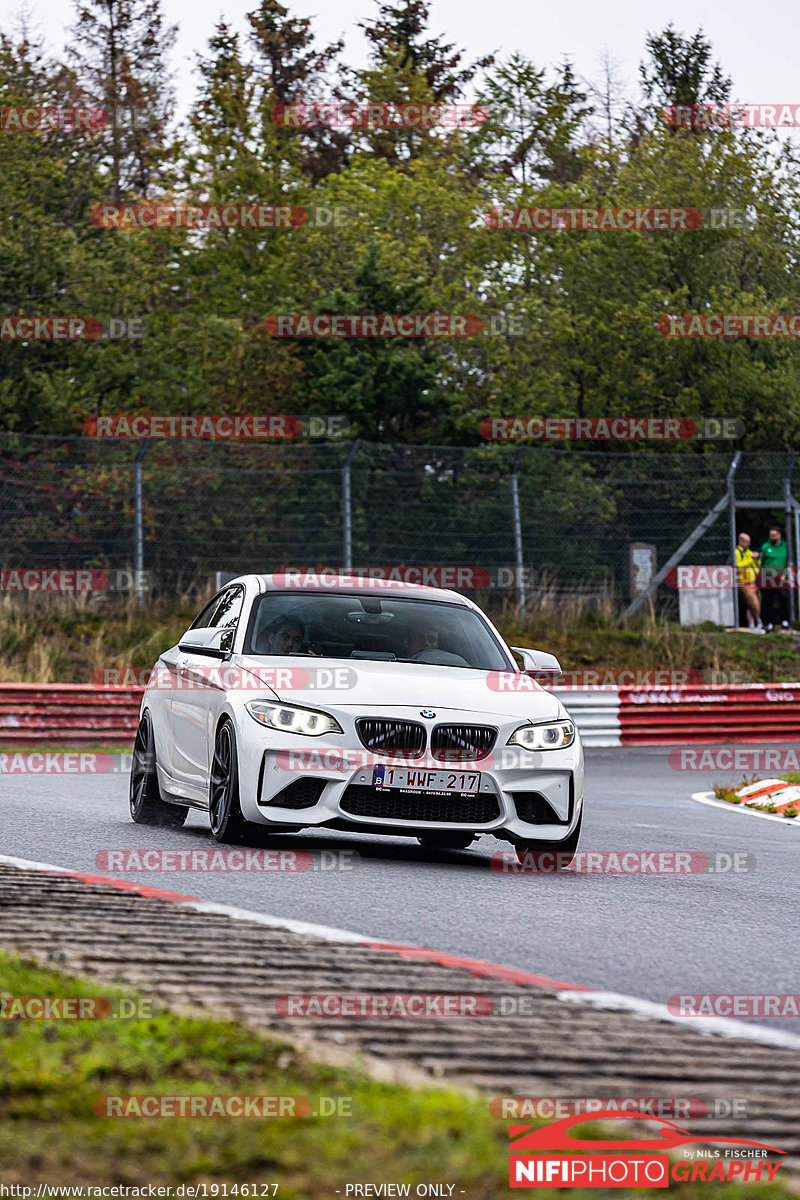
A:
[{"left": 372, "top": 766, "right": 481, "bottom": 794}]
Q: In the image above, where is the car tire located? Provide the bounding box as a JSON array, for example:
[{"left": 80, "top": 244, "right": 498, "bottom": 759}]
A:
[
  {"left": 129, "top": 712, "right": 189, "bottom": 828},
  {"left": 209, "top": 720, "right": 250, "bottom": 844},
  {"left": 514, "top": 809, "right": 582, "bottom": 867},
  {"left": 416, "top": 833, "right": 475, "bottom": 850}
]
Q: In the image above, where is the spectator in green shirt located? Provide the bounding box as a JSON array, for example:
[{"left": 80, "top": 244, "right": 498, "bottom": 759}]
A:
[{"left": 760, "top": 526, "right": 790, "bottom": 631}]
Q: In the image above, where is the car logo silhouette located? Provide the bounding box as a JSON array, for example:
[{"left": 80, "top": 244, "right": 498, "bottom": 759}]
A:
[{"left": 509, "top": 1112, "right": 784, "bottom": 1155}]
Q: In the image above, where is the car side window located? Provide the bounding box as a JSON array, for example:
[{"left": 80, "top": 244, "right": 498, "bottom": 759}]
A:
[
  {"left": 191, "top": 596, "right": 222, "bottom": 630},
  {"left": 190, "top": 586, "right": 245, "bottom": 652}
]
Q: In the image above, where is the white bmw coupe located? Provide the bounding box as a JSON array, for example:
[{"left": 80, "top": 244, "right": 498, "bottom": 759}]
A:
[{"left": 129, "top": 574, "right": 584, "bottom": 861}]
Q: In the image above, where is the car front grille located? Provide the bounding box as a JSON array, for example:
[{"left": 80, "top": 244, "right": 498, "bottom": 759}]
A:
[
  {"left": 340, "top": 784, "right": 500, "bottom": 824},
  {"left": 356, "top": 718, "right": 426, "bottom": 758},
  {"left": 262, "top": 778, "right": 326, "bottom": 809},
  {"left": 431, "top": 724, "right": 496, "bottom": 761}
]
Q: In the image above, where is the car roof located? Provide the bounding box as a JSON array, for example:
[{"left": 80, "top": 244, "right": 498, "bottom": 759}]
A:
[{"left": 227, "top": 572, "right": 474, "bottom": 607}]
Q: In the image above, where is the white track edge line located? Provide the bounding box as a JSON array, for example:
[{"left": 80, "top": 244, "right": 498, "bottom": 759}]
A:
[
  {"left": 557, "top": 989, "right": 800, "bottom": 1052},
  {"left": 0, "top": 853, "right": 375, "bottom": 943},
  {"left": 4, "top": 851, "right": 800, "bottom": 1053},
  {"left": 691, "top": 790, "right": 800, "bottom": 826}
]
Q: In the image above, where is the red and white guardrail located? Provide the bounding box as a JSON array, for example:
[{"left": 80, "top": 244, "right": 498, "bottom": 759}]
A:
[
  {"left": 0, "top": 684, "right": 142, "bottom": 745},
  {"left": 556, "top": 684, "right": 800, "bottom": 747},
  {"left": 1, "top": 683, "right": 799, "bottom": 748}
]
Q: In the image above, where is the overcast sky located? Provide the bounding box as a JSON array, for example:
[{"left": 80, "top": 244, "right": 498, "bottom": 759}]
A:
[{"left": 13, "top": 0, "right": 800, "bottom": 125}]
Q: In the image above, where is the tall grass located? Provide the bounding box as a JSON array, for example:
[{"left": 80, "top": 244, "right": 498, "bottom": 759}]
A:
[
  {"left": 490, "top": 571, "right": 618, "bottom": 626},
  {"left": 0, "top": 593, "right": 197, "bottom": 684},
  {"left": 1, "top": 585, "right": 798, "bottom": 684}
]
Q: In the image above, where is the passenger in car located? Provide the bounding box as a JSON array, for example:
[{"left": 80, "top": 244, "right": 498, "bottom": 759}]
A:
[{"left": 407, "top": 624, "right": 440, "bottom": 657}]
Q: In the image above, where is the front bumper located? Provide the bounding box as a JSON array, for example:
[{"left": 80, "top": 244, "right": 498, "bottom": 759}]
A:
[{"left": 235, "top": 707, "right": 584, "bottom": 844}]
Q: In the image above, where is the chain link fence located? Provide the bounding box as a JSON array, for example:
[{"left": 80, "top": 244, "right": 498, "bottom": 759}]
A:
[{"left": 1, "top": 434, "right": 797, "bottom": 612}]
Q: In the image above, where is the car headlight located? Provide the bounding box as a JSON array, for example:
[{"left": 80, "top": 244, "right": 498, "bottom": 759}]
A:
[
  {"left": 508, "top": 721, "right": 575, "bottom": 750},
  {"left": 246, "top": 700, "right": 343, "bottom": 736}
]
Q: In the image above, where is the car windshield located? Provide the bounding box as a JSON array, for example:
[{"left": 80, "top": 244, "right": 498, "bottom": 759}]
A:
[{"left": 243, "top": 592, "right": 512, "bottom": 670}]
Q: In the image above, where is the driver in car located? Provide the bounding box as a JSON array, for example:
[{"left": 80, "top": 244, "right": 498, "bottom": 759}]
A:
[{"left": 264, "top": 616, "right": 305, "bottom": 654}]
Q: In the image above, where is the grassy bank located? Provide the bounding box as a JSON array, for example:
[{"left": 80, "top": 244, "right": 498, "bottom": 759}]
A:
[
  {"left": 0, "top": 953, "right": 506, "bottom": 1192},
  {"left": 0, "top": 595, "right": 197, "bottom": 684},
  {"left": 500, "top": 608, "right": 800, "bottom": 684},
  {"left": 0, "top": 953, "right": 790, "bottom": 1198},
  {"left": 1, "top": 594, "right": 800, "bottom": 684}
]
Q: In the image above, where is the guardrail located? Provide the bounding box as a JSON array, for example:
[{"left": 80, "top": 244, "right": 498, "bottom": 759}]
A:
[
  {"left": 0, "top": 684, "right": 142, "bottom": 745},
  {"left": 548, "top": 689, "right": 622, "bottom": 748},
  {"left": 1, "top": 683, "right": 799, "bottom": 748},
  {"left": 554, "top": 684, "right": 800, "bottom": 747}
]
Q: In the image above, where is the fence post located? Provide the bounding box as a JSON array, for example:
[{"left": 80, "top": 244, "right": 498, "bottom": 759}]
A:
[
  {"left": 511, "top": 448, "right": 526, "bottom": 611},
  {"left": 133, "top": 439, "right": 152, "bottom": 607},
  {"left": 785, "top": 452, "right": 796, "bottom": 624},
  {"left": 342, "top": 441, "right": 360, "bottom": 571},
  {"left": 727, "top": 451, "right": 741, "bottom": 626}
]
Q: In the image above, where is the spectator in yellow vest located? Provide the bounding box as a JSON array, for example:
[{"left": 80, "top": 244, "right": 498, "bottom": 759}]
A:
[{"left": 736, "top": 533, "right": 763, "bottom": 631}]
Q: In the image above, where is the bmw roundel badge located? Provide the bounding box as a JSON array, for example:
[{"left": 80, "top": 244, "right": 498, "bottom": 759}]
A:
[{"left": 420, "top": 710, "right": 436, "bottom": 718}]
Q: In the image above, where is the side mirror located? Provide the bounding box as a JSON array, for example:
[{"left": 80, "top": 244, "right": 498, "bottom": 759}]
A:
[
  {"left": 179, "top": 626, "right": 229, "bottom": 656},
  {"left": 510, "top": 646, "right": 562, "bottom": 676}
]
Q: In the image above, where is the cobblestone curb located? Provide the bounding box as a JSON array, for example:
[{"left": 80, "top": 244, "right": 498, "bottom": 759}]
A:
[{"left": 0, "top": 863, "right": 798, "bottom": 1175}]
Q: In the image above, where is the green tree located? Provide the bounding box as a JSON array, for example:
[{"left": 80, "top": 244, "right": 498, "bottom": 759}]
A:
[
  {"left": 67, "top": 0, "right": 178, "bottom": 201},
  {"left": 248, "top": 0, "right": 348, "bottom": 182},
  {"left": 350, "top": 0, "right": 492, "bottom": 166},
  {"left": 469, "top": 54, "right": 592, "bottom": 187},
  {"left": 638, "top": 24, "right": 731, "bottom": 131}
]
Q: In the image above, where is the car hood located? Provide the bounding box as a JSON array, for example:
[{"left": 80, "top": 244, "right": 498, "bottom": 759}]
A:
[{"left": 235, "top": 655, "right": 564, "bottom": 719}]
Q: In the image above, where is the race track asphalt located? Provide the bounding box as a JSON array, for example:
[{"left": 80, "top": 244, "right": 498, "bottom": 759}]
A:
[{"left": 4, "top": 745, "right": 799, "bottom": 1028}]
